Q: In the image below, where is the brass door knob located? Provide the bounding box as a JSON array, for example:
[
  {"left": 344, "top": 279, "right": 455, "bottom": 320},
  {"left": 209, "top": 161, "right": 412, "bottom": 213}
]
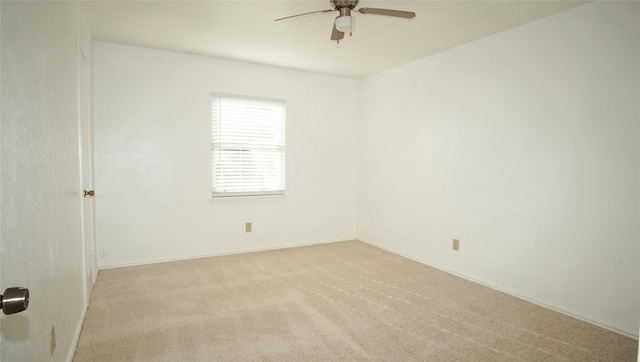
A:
[
  {"left": 84, "top": 189, "right": 95, "bottom": 197},
  {"left": 1, "top": 287, "right": 29, "bottom": 315}
]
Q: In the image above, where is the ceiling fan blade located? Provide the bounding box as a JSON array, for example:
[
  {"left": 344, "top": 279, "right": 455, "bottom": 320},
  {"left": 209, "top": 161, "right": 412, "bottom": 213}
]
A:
[
  {"left": 357, "top": 7, "right": 416, "bottom": 18},
  {"left": 331, "top": 22, "right": 345, "bottom": 42},
  {"left": 274, "top": 9, "right": 334, "bottom": 22}
]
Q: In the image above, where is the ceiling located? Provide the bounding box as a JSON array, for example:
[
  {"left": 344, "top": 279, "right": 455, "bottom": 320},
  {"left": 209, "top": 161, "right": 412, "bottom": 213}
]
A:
[{"left": 82, "top": 0, "right": 587, "bottom": 78}]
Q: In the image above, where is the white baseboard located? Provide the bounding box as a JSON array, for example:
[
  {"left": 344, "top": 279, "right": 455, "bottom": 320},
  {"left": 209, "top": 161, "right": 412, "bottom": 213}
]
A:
[
  {"left": 67, "top": 305, "right": 88, "bottom": 362},
  {"left": 91, "top": 237, "right": 637, "bottom": 342},
  {"left": 98, "top": 237, "right": 353, "bottom": 270},
  {"left": 357, "top": 237, "right": 639, "bottom": 340}
]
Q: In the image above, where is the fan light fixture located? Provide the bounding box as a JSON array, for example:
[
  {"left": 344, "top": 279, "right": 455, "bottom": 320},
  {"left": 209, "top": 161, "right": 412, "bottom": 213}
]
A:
[
  {"left": 335, "top": 16, "right": 354, "bottom": 35},
  {"left": 274, "top": 0, "right": 416, "bottom": 44}
]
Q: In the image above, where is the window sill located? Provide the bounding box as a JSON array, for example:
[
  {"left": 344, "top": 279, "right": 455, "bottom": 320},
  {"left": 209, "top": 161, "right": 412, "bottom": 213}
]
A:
[{"left": 209, "top": 193, "right": 287, "bottom": 203}]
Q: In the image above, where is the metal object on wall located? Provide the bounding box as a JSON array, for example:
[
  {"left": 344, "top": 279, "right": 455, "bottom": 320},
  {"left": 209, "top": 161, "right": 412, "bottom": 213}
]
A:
[
  {"left": 84, "top": 189, "right": 95, "bottom": 197},
  {"left": 1, "top": 287, "right": 30, "bottom": 315}
]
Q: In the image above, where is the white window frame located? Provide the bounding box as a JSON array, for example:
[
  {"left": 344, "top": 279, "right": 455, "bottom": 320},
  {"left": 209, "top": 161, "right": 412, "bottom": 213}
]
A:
[{"left": 211, "top": 93, "right": 286, "bottom": 198}]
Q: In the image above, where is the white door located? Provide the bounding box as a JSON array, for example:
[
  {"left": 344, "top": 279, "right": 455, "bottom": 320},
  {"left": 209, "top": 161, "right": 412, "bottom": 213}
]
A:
[{"left": 78, "top": 43, "right": 97, "bottom": 306}]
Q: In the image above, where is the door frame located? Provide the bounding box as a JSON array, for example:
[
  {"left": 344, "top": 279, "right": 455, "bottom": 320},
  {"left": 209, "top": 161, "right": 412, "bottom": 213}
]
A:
[{"left": 76, "top": 39, "right": 96, "bottom": 307}]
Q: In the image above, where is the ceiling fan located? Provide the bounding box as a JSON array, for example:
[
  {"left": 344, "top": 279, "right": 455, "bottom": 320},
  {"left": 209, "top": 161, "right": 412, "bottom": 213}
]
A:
[{"left": 274, "top": 0, "right": 416, "bottom": 43}]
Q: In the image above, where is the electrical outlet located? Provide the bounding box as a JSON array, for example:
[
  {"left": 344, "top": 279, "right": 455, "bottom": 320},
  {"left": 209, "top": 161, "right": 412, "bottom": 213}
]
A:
[
  {"left": 50, "top": 326, "right": 56, "bottom": 355},
  {"left": 453, "top": 239, "right": 460, "bottom": 251},
  {"left": 245, "top": 222, "right": 252, "bottom": 232}
]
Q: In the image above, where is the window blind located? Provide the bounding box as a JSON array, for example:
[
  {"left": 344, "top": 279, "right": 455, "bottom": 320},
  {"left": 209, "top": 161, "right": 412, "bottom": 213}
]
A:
[{"left": 211, "top": 95, "right": 286, "bottom": 197}]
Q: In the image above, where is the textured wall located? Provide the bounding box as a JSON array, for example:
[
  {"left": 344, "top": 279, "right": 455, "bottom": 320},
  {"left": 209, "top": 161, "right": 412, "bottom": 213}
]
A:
[
  {"left": 93, "top": 42, "right": 359, "bottom": 268},
  {"left": 1, "top": 1, "right": 92, "bottom": 361},
  {"left": 358, "top": 2, "right": 640, "bottom": 337}
]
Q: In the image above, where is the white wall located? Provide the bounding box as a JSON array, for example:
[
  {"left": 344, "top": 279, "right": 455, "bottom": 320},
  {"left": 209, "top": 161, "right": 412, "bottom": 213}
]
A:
[
  {"left": 94, "top": 42, "right": 359, "bottom": 267},
  {"left": 358, "top": 2, "right": 640, "bottom": 337},
  {"left": 1, "top": 1, "right": 92, "bottom": 361}
]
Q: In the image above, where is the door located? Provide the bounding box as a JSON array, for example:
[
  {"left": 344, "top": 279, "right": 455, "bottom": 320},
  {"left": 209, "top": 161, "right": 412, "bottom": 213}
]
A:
[{"left": 78, "top": 43, "right": 97, "bottom": 306}]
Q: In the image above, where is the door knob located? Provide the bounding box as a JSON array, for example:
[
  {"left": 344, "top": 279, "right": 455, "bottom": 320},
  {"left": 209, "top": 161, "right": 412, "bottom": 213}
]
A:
[
  {"left": 1, "top": 287, "right": 29, "bottom": 315},
  {"left": 83, "top": 189, "right": 94, "bottom": 197}
]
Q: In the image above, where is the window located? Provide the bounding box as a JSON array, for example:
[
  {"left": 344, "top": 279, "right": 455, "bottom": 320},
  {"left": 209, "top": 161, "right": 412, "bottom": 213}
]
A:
[{"left": 211, "top": 94, "right": 286, "bottom": 198}]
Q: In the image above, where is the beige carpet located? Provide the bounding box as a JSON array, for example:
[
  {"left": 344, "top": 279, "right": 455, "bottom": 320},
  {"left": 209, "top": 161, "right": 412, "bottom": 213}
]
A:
[{"left": 74, "top": 240, "right": 637, "bottom": 361}]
